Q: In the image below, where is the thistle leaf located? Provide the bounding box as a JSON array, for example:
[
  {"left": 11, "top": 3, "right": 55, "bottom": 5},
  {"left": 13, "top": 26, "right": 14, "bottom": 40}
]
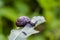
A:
[{"left": 9, "top": 16, "right": 46, "bottom": 40}]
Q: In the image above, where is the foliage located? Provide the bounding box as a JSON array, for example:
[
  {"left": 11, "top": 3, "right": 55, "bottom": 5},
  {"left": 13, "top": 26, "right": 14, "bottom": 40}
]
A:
[{"left": 0, "top": 0, "right": 60, "bottom": 40}]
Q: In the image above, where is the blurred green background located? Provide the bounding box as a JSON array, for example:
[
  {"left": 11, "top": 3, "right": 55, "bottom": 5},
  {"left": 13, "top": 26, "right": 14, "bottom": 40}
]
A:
[{"left": 0, "top": 0, "right": 60, "bottom": 40}]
